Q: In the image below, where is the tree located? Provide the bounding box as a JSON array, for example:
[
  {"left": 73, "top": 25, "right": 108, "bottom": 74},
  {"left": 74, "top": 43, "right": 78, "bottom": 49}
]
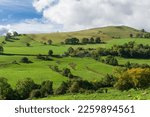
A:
[
  {"left": 89, "top": 37, "right": 95, "bottom": 44},
  {"left": 130, "top": 34, "right": 133, "bottom": 38},
  {"left": 0, "top": 46, "right": 4, "bottom": 54},
  {"left": 15, "top": 78, "right": 37, "bottom": 99},
  {"left": 67, "top": 47, "right": 74, "bottom": 54},
  {"left": 47, "top": 39, "right": 52, "bottom": 45},
  {"left": 104, "top": 55, "right": 118, "bottom": 66},
  {"left": 40, "top": 80, "right": 53, "bottom": 97},
  {"left": 13, "top": 31, "right": 19, "bottom": 36},
  {"left": 0, "top": 77, "right": 14, "bottom": 100},
  {"left": 48, "top": 50, "right": 53, "bottom": 56},
  {"left": 81, "top": 38, "right": 89, "bottom": 44},
  {"left": 62, "top": 68, "right": 72, "bottom": 77},
  {"left": 95, "top": 37, "right": 101, "bottom": 43},
  {"left": 65, "top": 37, "right": 79, "bottom": 45},
  {"left": 26, "top": 43, "right": 30, "bottom": 47},
  {"left": 20, "top": 57, "right": 32, "bottom": 63}
]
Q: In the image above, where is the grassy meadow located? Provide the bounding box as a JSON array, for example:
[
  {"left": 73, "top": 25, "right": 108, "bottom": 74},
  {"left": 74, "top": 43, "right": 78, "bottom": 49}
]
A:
[{"left": 0, "top": 26, "right": 150, "bottom": 100}]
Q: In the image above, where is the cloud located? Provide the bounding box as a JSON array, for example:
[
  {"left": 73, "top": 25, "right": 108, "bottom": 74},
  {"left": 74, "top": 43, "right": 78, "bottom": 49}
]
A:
[
  {"left": 32, "top": 0, "right": 57, "bottom": 12},
  {"left": 10, "top": 19, "right": 61, "bottom": 34},
  {"left": 0, "top": 25, "right": 11, "bottom": 35},
  {"left": 33, "top": 0, "right": 150, "bottom": 31}
]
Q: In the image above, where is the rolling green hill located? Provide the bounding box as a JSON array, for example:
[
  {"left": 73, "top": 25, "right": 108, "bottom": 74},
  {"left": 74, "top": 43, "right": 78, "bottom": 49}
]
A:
[
  {"left": 26, "top": 26, "right": 141, "bottom": 44},
  {"left": 0, "top": 25, "right": 150, "bottom": 100}
]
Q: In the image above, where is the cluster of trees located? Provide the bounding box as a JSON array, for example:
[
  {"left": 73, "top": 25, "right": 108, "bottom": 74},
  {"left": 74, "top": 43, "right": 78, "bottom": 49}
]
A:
[
  {"left": 49, "top": 65, "right": 75, "bottom": 79},
  {"left": 5, "top": 32, "right": 20, "bottom": 41},
  {"left": 0, "top": 78, "right": 53, "bottom": 100},
  {"left": 130, "top": 31, "right": 150, "bottom": 39},
  {"left": 64, "top": 37, "right": 102, "bottom": 45},
  {"left": 36, "top": 50, "right": 53, "bottom": 61},
  {"left": 65, "top": 37, "right": 79, "bottom": 45},
  {"left": 130, "top": 29, "right": 150, "bottom": 38},
  {"left": 64, "top": 47, "right": 95, "bottom": 58},
  {"left": 55, "top": 77, "right": 113, "bottom": 95},
  {"left": 0, "top": 76, "right": 114, "bottom": 100},
  {"left": 97, "top": 41, "right": 150, "bottom": 58},
  {"left": 124, "top": 61, "right": 150, "bottom": 69}
]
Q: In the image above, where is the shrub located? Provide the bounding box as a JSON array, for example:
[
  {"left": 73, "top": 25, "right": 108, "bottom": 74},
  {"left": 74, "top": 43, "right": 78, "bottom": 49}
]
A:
[
  {"left": 20, "top": 57, "right": 32, "bottom": 63},
  {"left": 101, "top": 74, "right": 116, "bottom": 87},
  {"left": 114, "top": 68, "right": 150, "bottom": 90},
  {"left": 40, "top": 80, "right": 53, "bottom": 97},
  {"left": 30, "top": 89, "right": 41, "bottom": 98},
  {"left": 62, "top": 68, "right": 71, "bottom": 77},
  {"left": 103, "top": 55, "right": 118, "bottom": 66},
  {"left": 69, "top": 82, "right": 80, "bottom": 93},
  {"left": 55, "top": 82, "right": 68, "bottom": 95}
]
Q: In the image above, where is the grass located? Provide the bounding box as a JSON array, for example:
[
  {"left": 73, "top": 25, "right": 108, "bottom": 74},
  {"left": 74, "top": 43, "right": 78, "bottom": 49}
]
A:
[
  {"left": 0, "top": 26, "right": 150, "bottom": 100},
  {"left": 41, "top": 88, "right": 150, "bottom": 100}
]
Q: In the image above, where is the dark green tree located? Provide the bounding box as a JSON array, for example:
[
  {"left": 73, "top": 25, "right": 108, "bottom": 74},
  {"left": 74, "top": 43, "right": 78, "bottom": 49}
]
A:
[
  {"left": 48, "top": 50, "right": 53, "bottom": 56},
  {"left": 47, "top": 39, "right": 52, "bottom": 45},
  {"left": 95, "top": 37, "right": 101, "bottom": 43},
  {"left": 15, "top": 78, "right": 37, "bottom": 99},
  {"left": 0, "top": 77, "right": 14, "bottom": 100}
]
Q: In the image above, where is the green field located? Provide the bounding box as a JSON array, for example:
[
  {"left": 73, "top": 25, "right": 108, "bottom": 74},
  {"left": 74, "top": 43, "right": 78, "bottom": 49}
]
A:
[{"left": 0, "top": 26, "right": 150, "bottom": 100}]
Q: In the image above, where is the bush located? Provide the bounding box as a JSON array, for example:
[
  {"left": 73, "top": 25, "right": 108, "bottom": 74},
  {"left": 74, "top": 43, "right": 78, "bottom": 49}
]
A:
[
  {"left": 37, "top": 54, "right": 52, "bottom": 61},
  {"left": 30, "top": 89, "right": 41, "bottom": 98},
  {"left": 103, "top": 55, "right": 118, "bottom": 66},
  {"left": 40, "top": 80, "right": 53, "bottom": 97},
  {"left": 62, "top": 68, "right": 71, "bottom": 77},
  {"left": 69, "top": 82, "right": 80, "bottom": 93},
  {"left": 114, "top": 68, "right": 150, "bottom": 91},
  {"left": 55, "top": 82, "right": 68, "bottom": 95},
  {"left": 20, "top": 57, "right": 32, "bottom": 63},
  {"left": 101, "top": 74, "right": 116, "bottom": 87}
]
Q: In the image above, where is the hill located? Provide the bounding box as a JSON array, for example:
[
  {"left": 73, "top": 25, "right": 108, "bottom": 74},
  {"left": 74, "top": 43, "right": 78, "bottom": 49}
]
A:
[{"left": 27, "top": 26, "right": 141, "bottom": 44}]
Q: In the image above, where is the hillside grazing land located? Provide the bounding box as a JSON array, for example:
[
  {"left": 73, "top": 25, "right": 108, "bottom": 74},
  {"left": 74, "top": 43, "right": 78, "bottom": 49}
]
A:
[{"left": 0, "top": 26, "right": 150, "bottom": 100}]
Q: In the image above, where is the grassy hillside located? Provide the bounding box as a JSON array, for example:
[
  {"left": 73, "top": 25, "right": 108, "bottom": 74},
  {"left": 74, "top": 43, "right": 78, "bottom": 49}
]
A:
[
  {"left": 26, "top": 26, "right": 140, "bottom": 44},
  {"left": 0, "top": 25, "right": 150, "bottom": 100}
]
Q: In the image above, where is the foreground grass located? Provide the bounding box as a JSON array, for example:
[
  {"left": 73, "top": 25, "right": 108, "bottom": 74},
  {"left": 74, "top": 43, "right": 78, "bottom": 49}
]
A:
[{"left": 40, "top": 88, "right": 150, "bottom": 100}]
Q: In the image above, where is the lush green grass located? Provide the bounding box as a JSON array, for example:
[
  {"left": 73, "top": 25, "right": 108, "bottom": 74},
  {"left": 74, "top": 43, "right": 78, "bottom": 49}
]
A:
[
  {"left": 41, "top": 88, "right": 150, "bottom": 100},
  {"left": 0, "top": 37, "right": 150, "bottom": 89},
  {"left": 0, "top": 55, "right": 113, "bottom": 88},
  {"left": 0, "top": 27, "right": 150, "bottom": 100}
]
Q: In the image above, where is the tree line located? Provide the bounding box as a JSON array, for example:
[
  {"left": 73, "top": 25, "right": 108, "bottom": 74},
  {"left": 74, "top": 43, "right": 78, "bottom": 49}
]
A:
[{"left": 64, "top": 37, "right": 102, "bottom": 45}]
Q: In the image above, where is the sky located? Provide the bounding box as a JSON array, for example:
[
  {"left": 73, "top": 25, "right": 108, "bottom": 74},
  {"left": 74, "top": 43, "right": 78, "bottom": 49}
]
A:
[{"left": 0, "top": 0, "right": 150, "bottom": 35}]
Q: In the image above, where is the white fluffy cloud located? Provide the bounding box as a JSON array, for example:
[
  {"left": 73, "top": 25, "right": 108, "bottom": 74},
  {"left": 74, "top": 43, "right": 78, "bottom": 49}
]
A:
[
  {"left": 10, "top": 19, "right": 60, "bottom": 34},
  {"left": 33, "top": 0, "right": 150, "bottom": 31},
  {"left": 0, "top": 25, "right": 11, "bottom": 35}
]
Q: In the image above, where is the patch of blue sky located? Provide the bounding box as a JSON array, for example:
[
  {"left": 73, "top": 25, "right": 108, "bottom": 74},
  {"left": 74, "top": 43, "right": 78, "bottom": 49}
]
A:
[{"left": 0, "top": 0, "right": 42, "bottom": 24}]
